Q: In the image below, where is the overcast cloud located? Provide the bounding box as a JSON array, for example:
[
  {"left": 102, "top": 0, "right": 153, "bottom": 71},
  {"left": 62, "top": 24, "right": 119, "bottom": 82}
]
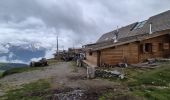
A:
[{"left": 0, "top": 0, "right": 170, "bottom": 62}]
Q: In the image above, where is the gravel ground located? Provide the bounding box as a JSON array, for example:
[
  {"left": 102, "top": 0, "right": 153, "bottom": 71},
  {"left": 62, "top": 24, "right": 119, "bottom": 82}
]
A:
[
  {"left": 0, "top": 62, "right": 73, "bottom": 95},
  {"left": 0, "top": 62, "right": 120, "bottom": 98}
]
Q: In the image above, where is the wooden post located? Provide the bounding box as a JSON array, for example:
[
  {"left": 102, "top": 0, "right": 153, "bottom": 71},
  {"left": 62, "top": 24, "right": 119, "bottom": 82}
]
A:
[
  {"left": 87, "top": 67, "right": 95, "bottom": 79},
  {"left": 97, "top": 51, "right": 101, "bottom": 67}
]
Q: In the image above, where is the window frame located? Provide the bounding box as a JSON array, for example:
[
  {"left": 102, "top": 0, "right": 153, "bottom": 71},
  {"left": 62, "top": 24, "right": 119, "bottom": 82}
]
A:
[
  {"left": 163, "top": 43, "right": 169, "bottom": 50},
  {"left": 140, "top": 43, "right": 153, "bottom": 54}
]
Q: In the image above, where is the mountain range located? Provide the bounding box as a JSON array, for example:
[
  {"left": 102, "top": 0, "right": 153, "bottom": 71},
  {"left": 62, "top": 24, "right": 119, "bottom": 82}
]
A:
[{"left": 0, "top": 42, "right": 47, "bottom": 63}]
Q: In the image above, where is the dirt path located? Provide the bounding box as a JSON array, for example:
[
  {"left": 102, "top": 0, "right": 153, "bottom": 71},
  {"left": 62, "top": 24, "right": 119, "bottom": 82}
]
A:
[
  {"left": 0, "top": 62, "right": 123, "bottom": 99},
  {"left": 0, "top": 62, "right": 72, "bottom": 90}
]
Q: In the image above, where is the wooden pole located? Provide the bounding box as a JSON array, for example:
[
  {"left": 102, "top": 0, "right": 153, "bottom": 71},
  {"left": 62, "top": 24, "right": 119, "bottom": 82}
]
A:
[{"left": 56, "top": 36, "right": 59, "bottom": 56}]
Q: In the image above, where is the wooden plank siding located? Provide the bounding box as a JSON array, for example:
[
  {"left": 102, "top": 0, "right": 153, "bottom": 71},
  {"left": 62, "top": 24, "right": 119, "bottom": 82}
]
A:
[
  {"left": 85, "top": 34, "right": 170, "bottom": 67},
  {"left": 100, "top": 43, "right": 139, "bottom": 65},
  {"left": 85, "top": 52, "right": 98, "bottom": 66},
  {"left": 139, "top": 34, "right": 170, "bottom": 61}
]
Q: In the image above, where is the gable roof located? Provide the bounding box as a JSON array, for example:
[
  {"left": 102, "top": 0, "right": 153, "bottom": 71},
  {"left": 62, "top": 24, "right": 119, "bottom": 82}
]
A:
[
  {"left": 97, "top": 22, "right": 138, "bottom": 43},
  {"left": 85, "top": 10, "right": 170, "bottom": 50}
]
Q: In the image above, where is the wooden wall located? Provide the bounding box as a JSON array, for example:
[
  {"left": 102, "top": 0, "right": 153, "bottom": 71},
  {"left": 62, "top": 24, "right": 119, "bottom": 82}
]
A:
[
  {"left": 86, "top": 52, "right": 97, "bottom": 66},
  {"left": 139, "top": 34, "right": 170, "bottom": 61},
  {"left": 100, "top": 43, "right": 139, "bottom": 65},
  {"left": 86, "top": 34, "right": 170, "bottom": 67}
]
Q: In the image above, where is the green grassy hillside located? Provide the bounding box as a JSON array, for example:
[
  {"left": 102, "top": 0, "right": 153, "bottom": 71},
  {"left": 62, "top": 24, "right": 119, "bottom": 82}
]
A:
[
  {"left": 0, "top": 63, "right": 28, "bottom": 78},
  {"left": 126, "top": 63, "right": 170, "bottom": 100},
  {"left": 0, "top": 70, "right": 5, "bottom": 78}
]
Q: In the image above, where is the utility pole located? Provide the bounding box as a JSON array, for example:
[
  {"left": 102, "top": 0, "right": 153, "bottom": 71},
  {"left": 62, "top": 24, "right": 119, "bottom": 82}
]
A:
[
  {"left": 62, "top": 45, "right": 64, "bottom": 51},
  {"left": 56, "top": 36, "right": 59, "bottom": 56}
]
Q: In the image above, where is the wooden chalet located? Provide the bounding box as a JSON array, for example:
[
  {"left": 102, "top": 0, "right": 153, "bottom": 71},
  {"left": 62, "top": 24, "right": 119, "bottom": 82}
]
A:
[{"left": 84, "top": 10, "right": 170, "bottom": 67}]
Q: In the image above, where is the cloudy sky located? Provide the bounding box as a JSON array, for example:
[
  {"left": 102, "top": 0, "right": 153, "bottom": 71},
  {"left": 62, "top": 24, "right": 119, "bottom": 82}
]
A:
[{"left": 0, "top": 0, "right": 170, "bottom": 62}]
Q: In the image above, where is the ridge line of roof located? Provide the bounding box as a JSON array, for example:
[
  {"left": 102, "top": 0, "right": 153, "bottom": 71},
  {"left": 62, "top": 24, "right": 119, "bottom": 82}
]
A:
[{"left": 96, "top": 10, "right": 170, "bottom": 43}]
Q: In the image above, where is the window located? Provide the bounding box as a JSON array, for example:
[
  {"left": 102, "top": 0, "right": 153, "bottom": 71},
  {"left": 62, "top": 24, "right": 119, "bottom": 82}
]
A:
[
  {"left": 158, "top": 43, "right": 169, "bottom": 51},
  {"left": 105, "top": 38, "right": 109, "bottom": 41},
  {"left": 163, "top": 43, "right": 169, "bottom": 50},
  {"left": 133, "top": 20, "right": 147, "bottom": 30},
  {"left": 144, "top": 43, "right": 152, "bottom": 53},
  {"left": 89, "top": 52, "right": 93, "bottom": 56},
  {"left": 140, "top": 43, "right": 152, "bottom": 53}
]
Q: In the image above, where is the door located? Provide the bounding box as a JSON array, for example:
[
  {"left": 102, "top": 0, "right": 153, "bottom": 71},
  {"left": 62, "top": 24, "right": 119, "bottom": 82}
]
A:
[{"left": 97, "top": 51, "right": 101, "bottom": 67}]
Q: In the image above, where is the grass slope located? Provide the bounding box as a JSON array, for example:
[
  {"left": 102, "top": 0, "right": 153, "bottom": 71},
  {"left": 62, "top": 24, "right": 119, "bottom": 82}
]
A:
[
  {"left": 0, "top": 79, "right": 51, "bottom": 100},
  {"left": 0, "top": 59, "right": 58, "bottom": 78},
  {"left": 97, "top": 63, "right": 170, "bottom": 100},
  {"left": 0, "top": 70, "right": 5, "bottom": 78},
  {"left": 2, "top": 67, "right": 45, "bottom": 77},
  {"left": 126, "top": 63, "right": 170, "bottom": 100},
  {"left": 0, "top": 63, "right": 28, "bottom": 71}
]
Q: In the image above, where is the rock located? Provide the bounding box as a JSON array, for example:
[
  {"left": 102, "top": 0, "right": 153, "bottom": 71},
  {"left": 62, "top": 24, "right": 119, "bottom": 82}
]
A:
[
  {"left": 30, "top": 58, "right": 48, "bottom": 67},
  {"left": 0, "top": 90, "right": 5, "bottom": 96},
  {"left": 95, "top": 69, "right": 125, "bottom": 79},
  {"left": 147, "top": 59, "right": 156, "bottom": 64},
  {"left": 51, "top": 89, "right": 85, "bottom": 100},
  {"left": 118, "top": 63, "right": 128, "bottom": 68},
  {"left": 119, "top": 74, "right": 125, "bottom": 79},
  {"left": 110, "top": 70, "right": 121, "bottom": 75}
]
